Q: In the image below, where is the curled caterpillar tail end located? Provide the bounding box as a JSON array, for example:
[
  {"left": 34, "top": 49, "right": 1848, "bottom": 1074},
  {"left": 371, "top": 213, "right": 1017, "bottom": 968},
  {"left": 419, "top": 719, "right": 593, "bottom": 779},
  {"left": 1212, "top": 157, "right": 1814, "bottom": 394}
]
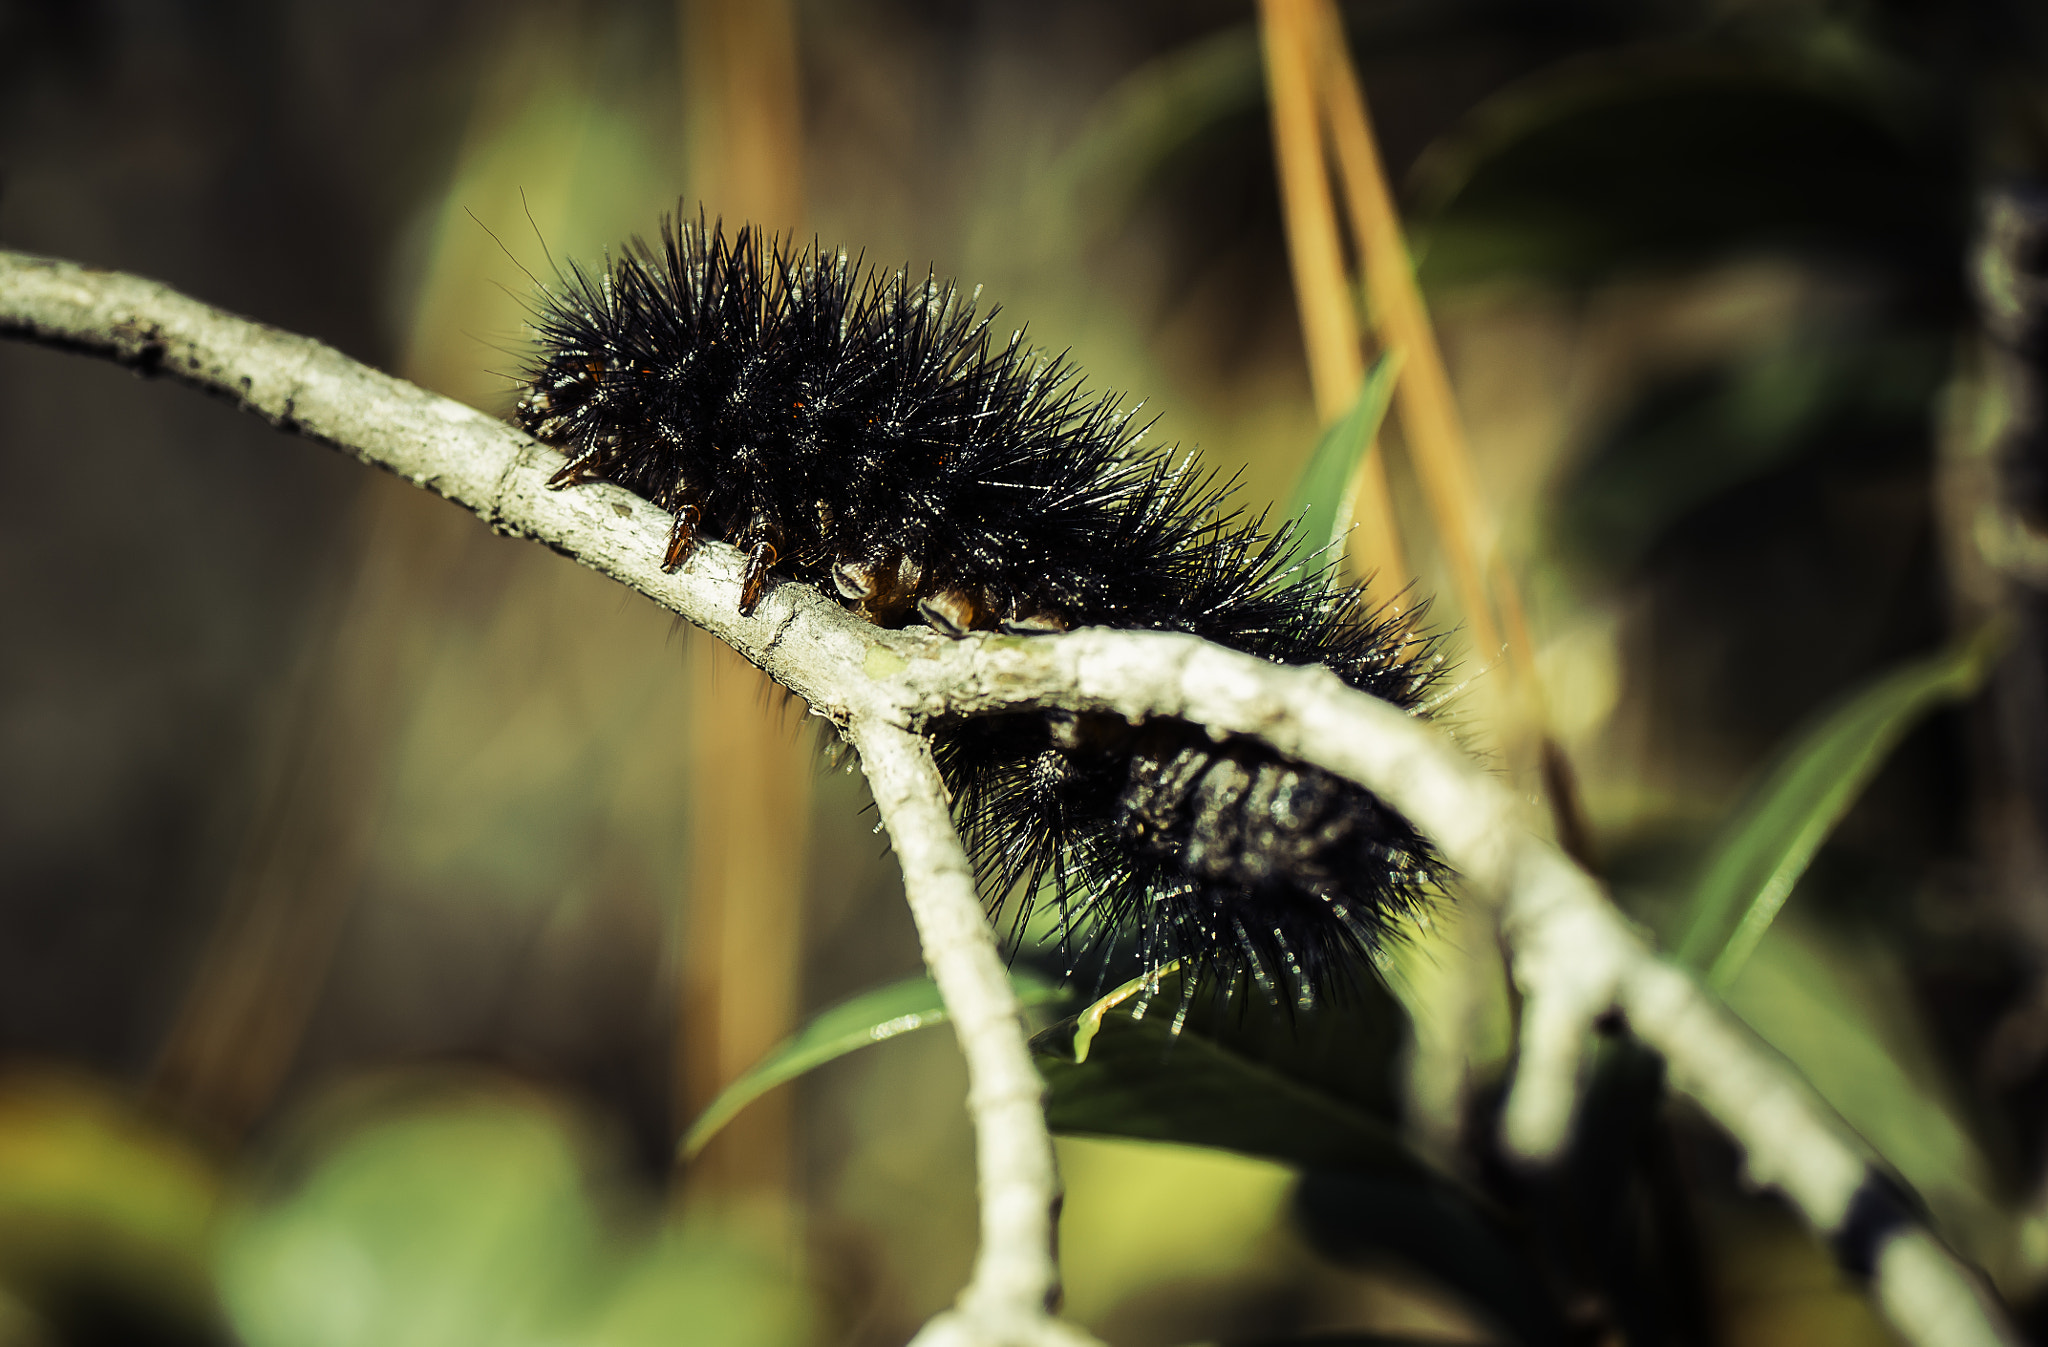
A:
[
  {"left": 511, "top": 206, "right": 1450, "bottom": 1010},
  {"left": 940, "top": 605, "right": 1447, "bottom": 1012}
]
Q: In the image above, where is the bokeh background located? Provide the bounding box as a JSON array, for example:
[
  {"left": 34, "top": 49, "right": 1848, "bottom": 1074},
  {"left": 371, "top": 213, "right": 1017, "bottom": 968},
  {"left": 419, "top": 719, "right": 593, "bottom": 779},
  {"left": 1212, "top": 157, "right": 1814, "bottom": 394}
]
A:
[{"left": 5, "top": 1, "right": 2048, "bottom": 1344}]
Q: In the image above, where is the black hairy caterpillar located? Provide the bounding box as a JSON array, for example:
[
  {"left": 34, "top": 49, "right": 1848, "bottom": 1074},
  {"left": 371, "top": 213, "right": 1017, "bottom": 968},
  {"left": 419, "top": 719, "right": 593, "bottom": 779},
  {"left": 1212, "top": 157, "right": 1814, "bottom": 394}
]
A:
[{"left": 514, "top": 211, "right": 1444, "bottom": 1005}]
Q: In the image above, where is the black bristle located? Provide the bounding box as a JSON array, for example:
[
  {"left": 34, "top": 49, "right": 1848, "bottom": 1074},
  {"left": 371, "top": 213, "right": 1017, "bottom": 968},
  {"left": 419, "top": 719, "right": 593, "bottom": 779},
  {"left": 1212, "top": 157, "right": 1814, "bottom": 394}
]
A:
[{"left": 515, "top": 209, "right": 1447, "bottom": 1008}]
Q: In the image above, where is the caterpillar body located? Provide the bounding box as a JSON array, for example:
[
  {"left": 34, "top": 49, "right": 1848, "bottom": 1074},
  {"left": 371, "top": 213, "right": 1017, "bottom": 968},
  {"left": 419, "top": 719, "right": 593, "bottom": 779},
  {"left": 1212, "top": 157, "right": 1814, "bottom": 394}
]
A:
[{"left": 515, "top": 213, "right": 1442, "bottom": 1004}]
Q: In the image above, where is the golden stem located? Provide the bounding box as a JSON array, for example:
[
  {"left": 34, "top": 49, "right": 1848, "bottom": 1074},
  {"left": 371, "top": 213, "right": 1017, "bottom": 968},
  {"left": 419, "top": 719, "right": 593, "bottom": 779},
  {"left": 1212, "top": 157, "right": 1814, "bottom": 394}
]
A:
[{"left": 1256, "top": 0, "right": 1405, "bottom": 591}]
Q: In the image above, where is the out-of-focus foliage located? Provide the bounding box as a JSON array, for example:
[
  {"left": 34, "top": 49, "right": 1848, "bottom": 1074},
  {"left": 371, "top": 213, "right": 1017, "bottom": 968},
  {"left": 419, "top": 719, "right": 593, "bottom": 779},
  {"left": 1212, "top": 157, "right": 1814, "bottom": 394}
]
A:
[
  {"left": 681, "top": 971, "right": 1065, "bottom": 1159},
  {"left": 1409, "top": 60, "right": 1962, "bottom": 290},
  {"left": 1283, "top": 352, "right": 1403, "bottom": 572},
  {"left": 0, "top": 1074, "right": 221, "bottom": 1346},
  {"left": 1035, "top": 980, "right": 1416, "bottom": 1178},
  {"left": 218, "top": 1078, "right": 813, "bottom": 1347},
  {"left": 1675, "top": 627, "right": 2002, "bottom": 986},
  {"left": 7, "top": 0, "right": 2048, "bottom": 1344}
]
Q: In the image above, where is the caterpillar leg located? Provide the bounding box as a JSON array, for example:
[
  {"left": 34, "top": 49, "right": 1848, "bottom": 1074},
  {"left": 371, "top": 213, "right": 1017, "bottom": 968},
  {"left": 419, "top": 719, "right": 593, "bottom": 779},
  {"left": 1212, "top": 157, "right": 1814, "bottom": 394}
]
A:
[
  {"left": 833, "top": 558, "right": 880, "bottom": 602},
  {"left": 738, "top": 541, "right": 778, "bottom": 614},
  {"left": 546, "top": 454, "right": 605, "bottom": 488},
  {"left": 835, "top": 549, "right": 922, "bottom": 625},
  {"left": 737, "top": 511, "right": 785, "bottom": 614},
  {"left": 917, "top": 586, "right": 985, "bottom": 637},
  {"left": 1001, "top": 595, "right": 1070, "bottom": 635},
  {"left": 663, "top": 503, "right": 702, "bottom": 571}
]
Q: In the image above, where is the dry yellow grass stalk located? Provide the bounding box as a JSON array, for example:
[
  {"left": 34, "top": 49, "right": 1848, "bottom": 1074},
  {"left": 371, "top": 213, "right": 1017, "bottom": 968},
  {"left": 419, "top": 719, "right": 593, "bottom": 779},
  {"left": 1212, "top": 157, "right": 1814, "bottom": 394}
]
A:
[
  {"left": 676, "top": 0, "right": 809, "bottom": 1213},
  {"left": 1296, "top": 0, "right": 1586, "bottom": 852},
  {"left": 1256, "top": 0, "right": 1405, "bottom": 591},
  {"left": 1304, "top": 0, "right": 1511, "bottom": 661}
]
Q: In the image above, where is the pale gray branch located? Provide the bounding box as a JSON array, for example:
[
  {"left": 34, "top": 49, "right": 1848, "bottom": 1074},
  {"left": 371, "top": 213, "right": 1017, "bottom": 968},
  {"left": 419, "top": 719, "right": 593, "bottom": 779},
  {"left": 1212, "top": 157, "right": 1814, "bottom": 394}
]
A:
[
  {"left": 851, "top": 723, "right": 1096, "bottom": 1347},
  {"left": 0, "top": 249, "right": 2018, "bottom": 1347}
]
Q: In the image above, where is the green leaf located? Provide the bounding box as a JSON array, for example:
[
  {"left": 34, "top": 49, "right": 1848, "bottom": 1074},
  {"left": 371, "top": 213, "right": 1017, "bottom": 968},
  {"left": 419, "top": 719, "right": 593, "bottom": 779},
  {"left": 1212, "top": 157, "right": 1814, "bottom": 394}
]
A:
[
  {"left": 0, "top": 1075, "right": 222, "bottom": 1336},
  {"left": 220, "top": 1087, "right": 817, "bottom": 1347},
  {"left": 1721, "top": 915, "right": 2009, "bottom": 1267},
  {"left": 681, "top": 971, "right": 1069, "bottom": 1158},
  {"left": 1070, "top": 962, "right": 1179, "bottom": 1064},
  {"left": 219, "top": 1094, "right": 609, "bottom": 1347},
  {"left": 1674, "top": 625, "right": 2003, "bottom": 987},
  {"left": 1284, "top": 352, "right": 1403, "bottom": 572},
  {"left": 1409, "top": 62, "right": 1953, "bottom": 291},
  {"left": 579, "top": 1225, "right": 814, "bottom": 1347},
  {"left": 1039, "top": 1002, "right": 1426, "bottom": 1178}
]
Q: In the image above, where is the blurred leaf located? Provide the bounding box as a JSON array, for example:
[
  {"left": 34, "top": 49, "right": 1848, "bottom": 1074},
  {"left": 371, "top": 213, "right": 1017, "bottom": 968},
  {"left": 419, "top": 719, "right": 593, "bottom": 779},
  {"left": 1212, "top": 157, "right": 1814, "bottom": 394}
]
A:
[
  {"left": 1294, "top": 1040, "right": 1697, "bottom": 1347},
  {"left": 1220, "top": 1326, "right": 1499, "bottom": 1334},
  {"left": 1071, "top": 962, "right": 1178, "bottom": 1065},
  {"left": 1038, "top": 999, "right": 1424, "bottom": 1177},
  {"left": 1555, "top": 330, "right": 1950, "bottom": 577},
  {"left": 1053, "top": 24, "right": 1262, "bottom": 226},
  {"left": 219, "top": 1091, "right": 608, "bottom": 1347},
  {"left": 578, "top": 1225, "right": 812, "bottom": 1347},
  {"left": 1054, "top": 1136, "right": 1300, "bottom": 1326},
  {"left": 222, "top": 1084, "right": 815, "bottom": 1347},
  {"left": 682, "top": 970, "right": 1068, "bottom": 1158},
  {"left": 1283, "top": 351, "right": 1403, "bottom": 572},
  {"left": 1045, "top": 980, "right": 1558, "bottom": 1342},
  {"left": 1725, "top": 917, "right": 2009, "bottom": 1268},
  {"left": 0, "top": 1073, "right": 222, "bottom": 1337},
  {"left": 1674, "top": 626, "right": 2002, "bottom": 987},
  {"left": 1294, "top": 1168, "right": 1567, "bottom": 1347},
  {"left": 1410, "top": 59, "right": 1958, "bottom": 290}
]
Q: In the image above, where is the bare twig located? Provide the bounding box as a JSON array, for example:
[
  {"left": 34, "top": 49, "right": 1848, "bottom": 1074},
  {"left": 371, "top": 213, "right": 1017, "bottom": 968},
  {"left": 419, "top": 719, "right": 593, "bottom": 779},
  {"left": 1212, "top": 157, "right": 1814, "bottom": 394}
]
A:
[
  {"left": 851, "top": 723, "right": 1093, "bottom": 1347},
  {"left": 0, "top": 250, "right": 2019, "bottom": 1347}
]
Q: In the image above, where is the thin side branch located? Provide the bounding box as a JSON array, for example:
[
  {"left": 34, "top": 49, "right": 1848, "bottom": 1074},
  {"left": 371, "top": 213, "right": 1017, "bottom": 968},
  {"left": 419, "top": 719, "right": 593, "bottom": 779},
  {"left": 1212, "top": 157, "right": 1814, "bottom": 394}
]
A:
[
  {"left": 0, "top": 250, "right": 2019, "bottom": 1347},
  {"left": 851, "top": 723, "right": 1094, "bottom": 1347}
]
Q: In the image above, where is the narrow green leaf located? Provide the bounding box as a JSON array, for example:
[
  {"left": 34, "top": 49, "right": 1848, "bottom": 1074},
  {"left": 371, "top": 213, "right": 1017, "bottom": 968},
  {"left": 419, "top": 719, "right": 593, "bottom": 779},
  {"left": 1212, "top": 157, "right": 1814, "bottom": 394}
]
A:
[
  {"left": 1284, "top": 351, "right": 1403, "bottom": 571},
  {"left": 1039, "top": 1005, "right": 1427, "bottom": 1178},
  {"left": 1674, "top": 625, "right": 2003, "bottom": 987},
  {"left": 1070, "top": 961, "right": 1179, "bottom": 1064},
  {"left": 680, "top": 971, "right": 1068, "bottom": 1159},
  {"left": 1722, "top": 918, "right": 2007, "bottom": 1265}
]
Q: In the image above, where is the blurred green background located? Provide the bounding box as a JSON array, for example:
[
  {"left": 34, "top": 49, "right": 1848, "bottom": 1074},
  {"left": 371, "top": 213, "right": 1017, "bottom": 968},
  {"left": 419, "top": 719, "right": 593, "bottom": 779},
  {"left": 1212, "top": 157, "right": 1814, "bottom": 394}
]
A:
[{"left": 5, "top": 1, "right": 2048, "bottom": 1344}]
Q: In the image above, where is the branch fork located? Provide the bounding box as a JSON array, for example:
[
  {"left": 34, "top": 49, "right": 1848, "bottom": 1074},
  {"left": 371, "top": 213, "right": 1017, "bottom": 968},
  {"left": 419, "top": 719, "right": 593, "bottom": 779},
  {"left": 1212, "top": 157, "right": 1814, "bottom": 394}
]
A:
[{"left": 0, "top": 252, "right": 2017, "bottom": 1347}]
